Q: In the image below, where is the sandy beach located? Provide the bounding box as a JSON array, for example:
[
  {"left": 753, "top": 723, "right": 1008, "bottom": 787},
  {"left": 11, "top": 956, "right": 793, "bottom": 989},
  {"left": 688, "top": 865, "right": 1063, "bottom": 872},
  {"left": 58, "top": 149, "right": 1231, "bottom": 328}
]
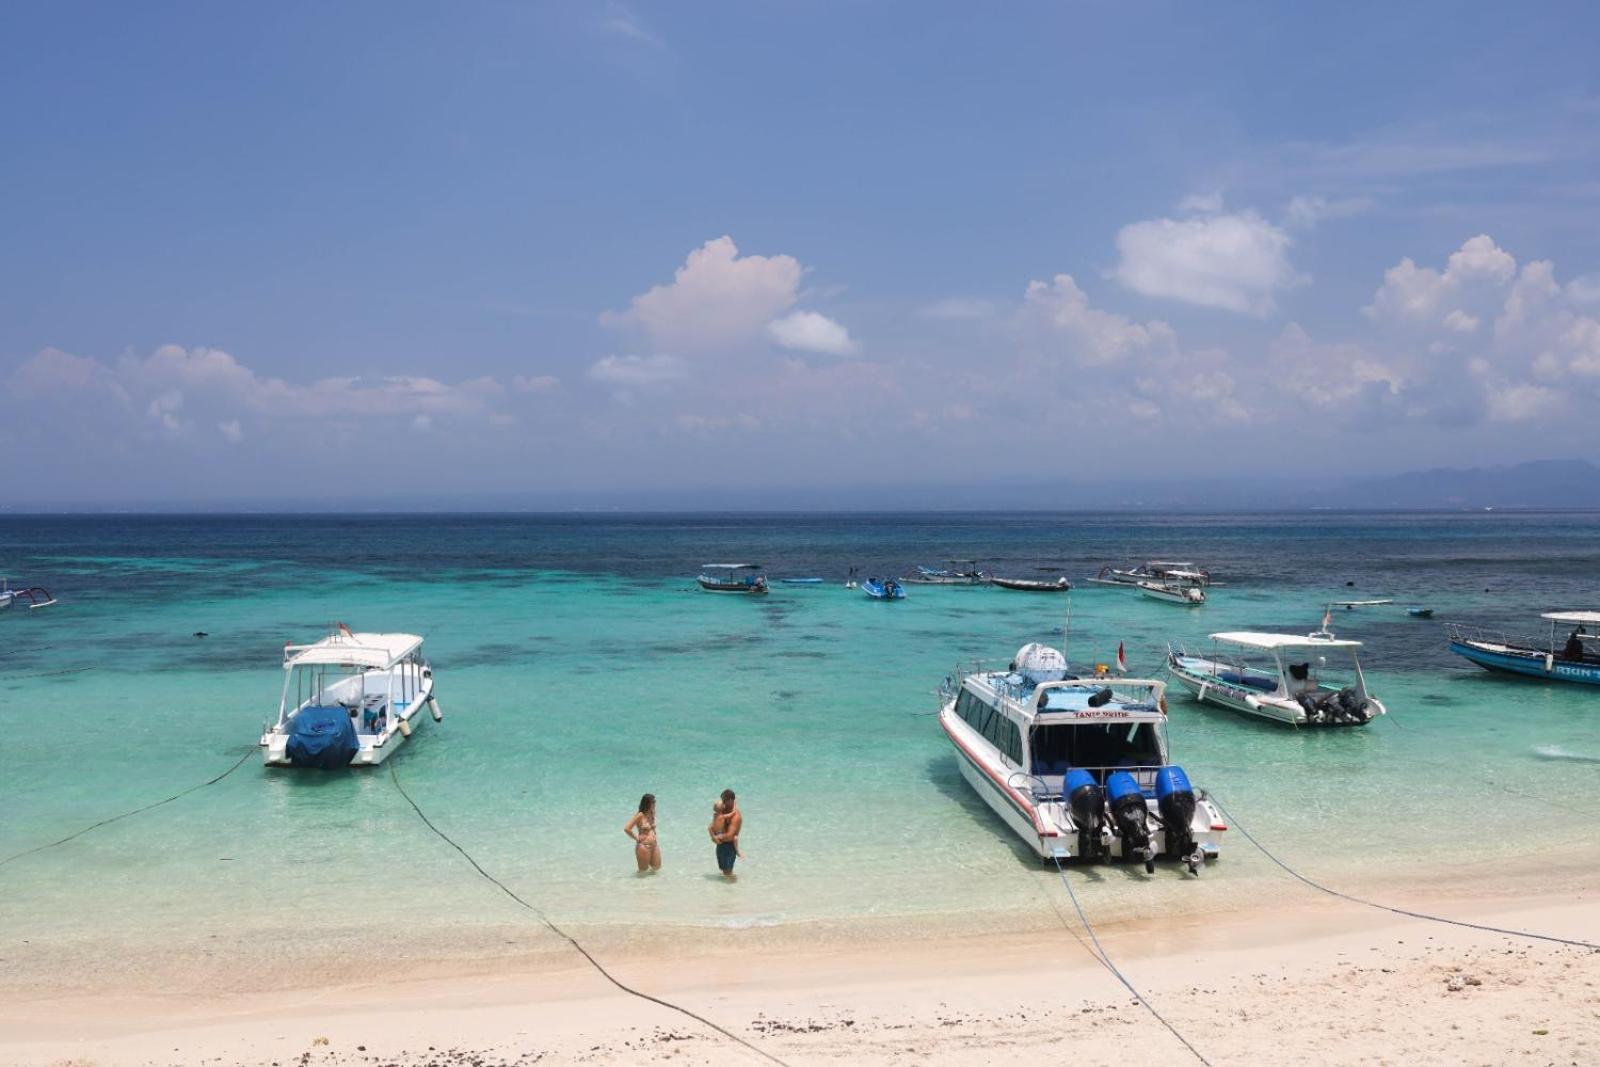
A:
[{"left": 7, "top": 878, "right": 1597, "bottom": 1067}]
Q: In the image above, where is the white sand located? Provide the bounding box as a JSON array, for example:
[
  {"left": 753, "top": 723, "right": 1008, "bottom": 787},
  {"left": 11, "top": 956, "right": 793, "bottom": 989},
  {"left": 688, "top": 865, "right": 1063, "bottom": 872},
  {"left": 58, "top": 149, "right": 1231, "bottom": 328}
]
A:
[{"left": 5, "top": 888, "right": 1598, "bottom": 1066}]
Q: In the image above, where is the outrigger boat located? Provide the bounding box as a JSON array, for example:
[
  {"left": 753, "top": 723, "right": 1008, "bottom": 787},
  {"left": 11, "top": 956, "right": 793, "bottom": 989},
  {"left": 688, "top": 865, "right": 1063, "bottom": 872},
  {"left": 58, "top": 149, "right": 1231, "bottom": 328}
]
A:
[
  {"left": 1138, "top": 573, "right": 1206, "bottom": 605},
  {"left": 1448, "top": 611, "right": 1600, "bottom": 686},
  {"left": 862, "top": 576, "right": 906, "bottom": 600},
  {"left": 903, "top": 560, "right": 989, "bottom": 585},
  {"left": 992, "top": 576, "right": 1072, "bottom": 592},
  {"left": 0, "top": 578, "right": 56, "bottom": 611},
  {"left": 261, "top": 626, "right": 440, "bottom": 768},
  {"left": 938, "top": 644, "right": 1223, "bottom": 871},
  {"left": 1167, "top": 630, "right": 1385, "bottom": 727},
  {"left": 696, "top": 563, "right": 769, "bottom": 595},
  {"left": 1090, "top": 560, "right": 1214, "bottom": 588}
]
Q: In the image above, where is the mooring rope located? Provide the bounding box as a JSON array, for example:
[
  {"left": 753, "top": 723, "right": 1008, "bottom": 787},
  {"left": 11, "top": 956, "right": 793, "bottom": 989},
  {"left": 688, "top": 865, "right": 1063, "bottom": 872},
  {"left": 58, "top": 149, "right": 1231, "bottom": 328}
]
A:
[
  {"left": 1047, "top": 855, "right": 1211, "bottom": 1065},
  {"left": 1210, "top": 795, "right": 1599, "bottom": 951},
  {"left": 388, "top": 762, "right": 789, "bottom": 1066},
  {"left": 0, "top": 749, "right": 254, "bottom": 869}
]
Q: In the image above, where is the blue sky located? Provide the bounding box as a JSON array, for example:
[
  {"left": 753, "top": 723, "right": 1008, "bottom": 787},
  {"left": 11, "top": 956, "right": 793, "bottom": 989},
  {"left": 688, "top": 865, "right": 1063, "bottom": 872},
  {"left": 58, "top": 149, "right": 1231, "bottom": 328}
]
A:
[{"left": 4, "top": 2, "right": 1600, "bottom": 504}]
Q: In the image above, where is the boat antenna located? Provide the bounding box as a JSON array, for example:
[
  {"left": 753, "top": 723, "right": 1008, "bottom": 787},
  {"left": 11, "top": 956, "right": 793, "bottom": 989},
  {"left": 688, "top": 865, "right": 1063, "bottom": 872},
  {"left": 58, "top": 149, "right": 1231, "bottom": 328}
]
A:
[{"left": 1062, "top": 588, "right": 1074, "bottom": 658}]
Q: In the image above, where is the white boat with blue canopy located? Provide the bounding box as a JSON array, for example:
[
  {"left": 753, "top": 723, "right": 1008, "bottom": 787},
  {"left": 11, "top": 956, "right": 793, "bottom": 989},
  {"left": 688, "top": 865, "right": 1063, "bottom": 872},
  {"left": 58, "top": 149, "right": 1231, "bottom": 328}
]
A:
[
  {"left": 1167, "top": 630, "right": 1385, "bottom": 727},
  {"left": 260, "top": 627, "right": 440, "bottom": 768},
  {"left": 1448, "top": 611, "right": 1600, "bottom": 686},
  {"left": 938, "top": 643, "right": 1224, "bottom": 872}
]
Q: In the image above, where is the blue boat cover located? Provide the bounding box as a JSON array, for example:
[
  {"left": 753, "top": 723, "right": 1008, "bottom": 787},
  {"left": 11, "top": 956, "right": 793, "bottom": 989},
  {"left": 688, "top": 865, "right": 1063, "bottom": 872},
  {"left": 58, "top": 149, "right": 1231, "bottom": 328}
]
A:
[{"left": 286, "top": 705, "right": 359, "bottom": 769}]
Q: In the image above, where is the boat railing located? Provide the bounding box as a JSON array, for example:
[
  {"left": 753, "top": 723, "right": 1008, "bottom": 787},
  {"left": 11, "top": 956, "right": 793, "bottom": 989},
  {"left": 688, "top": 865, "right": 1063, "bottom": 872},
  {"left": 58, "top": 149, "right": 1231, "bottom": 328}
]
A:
[
  {"left": 1447, "top": 623, "right": 1544, "bottom": 652},
  {"left": 1020, "top": 763, "right": 1168, "bottom": 799}
]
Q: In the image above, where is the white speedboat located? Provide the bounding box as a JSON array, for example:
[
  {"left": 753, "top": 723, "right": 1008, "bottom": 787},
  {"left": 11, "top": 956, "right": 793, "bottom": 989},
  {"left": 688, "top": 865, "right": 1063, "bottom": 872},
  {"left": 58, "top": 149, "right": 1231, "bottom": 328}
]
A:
[
  {"left": 938, "top": 643, "right": 1224, "bottom": 872},
  {"left": 1167, "top": 630, "right": 1385, "bottom": 727},
  {"left": 1138, "top": 572, "right": 1206, "bottom": 605},
  {"left": 1090, "top": 560, "right": 1214, "bottom": 588},
  {"left": 261, "top": 626, "right": 440, "bottom": 768},
  {"left": 0, "top": 578, "right": 56, "bottom": 611}
]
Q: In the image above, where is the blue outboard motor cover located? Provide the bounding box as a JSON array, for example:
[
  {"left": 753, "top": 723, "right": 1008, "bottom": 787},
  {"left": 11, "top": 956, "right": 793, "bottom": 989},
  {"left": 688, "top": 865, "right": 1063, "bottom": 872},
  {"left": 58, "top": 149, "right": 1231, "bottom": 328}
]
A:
[
  {"left": 1064, "top": 768, "right": 1097, "bottom": 797},
  {"left": 1155, "top": 765, "right": 1193, "bottom": 800},
  {"left": 1105, "top": 770, "right": 1143, "bottom": 806},
  {"left": 286, "top": 705, "right": 358, "bottom": 769}
]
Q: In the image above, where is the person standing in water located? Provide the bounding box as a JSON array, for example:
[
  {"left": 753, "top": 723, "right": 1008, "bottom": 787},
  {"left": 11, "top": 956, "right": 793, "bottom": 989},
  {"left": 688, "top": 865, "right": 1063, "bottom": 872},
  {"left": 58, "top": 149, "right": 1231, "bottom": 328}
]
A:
[
  {"left": 624, "top": 793, "right": 661, "bottom": 873},
  {"left": 710, "top": 788, "right": 741, "bottom": 881}
]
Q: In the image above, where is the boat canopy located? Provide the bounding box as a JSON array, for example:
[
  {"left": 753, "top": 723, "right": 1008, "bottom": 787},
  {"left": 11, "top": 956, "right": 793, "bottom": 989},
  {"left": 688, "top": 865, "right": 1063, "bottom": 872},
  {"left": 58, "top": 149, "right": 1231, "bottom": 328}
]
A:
[
  {"left": 285, "top": 632, "right": 423, "bottom": 670},
  {"left": 1542, "top": 611, "right": 1600, "bottom": 626},
  {"left": 702, "top": 563, "right": 762, "bottom": 570},
  {"left": 1033, "top": 679, "right": 1167, "bottom": 721},
  {"left": 1210, "top": 631, "right": 1364, "bottom": 651},
  {"left": 1161, "top": 569, "right": 1208, "bottom": 581}
]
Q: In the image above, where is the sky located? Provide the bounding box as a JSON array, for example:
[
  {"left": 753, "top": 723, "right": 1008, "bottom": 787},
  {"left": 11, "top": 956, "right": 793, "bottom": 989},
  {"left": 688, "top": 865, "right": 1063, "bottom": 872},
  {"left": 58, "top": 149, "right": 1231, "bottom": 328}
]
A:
[{"left": 4, "top": 2, "right": 1600, "bottom": 507}]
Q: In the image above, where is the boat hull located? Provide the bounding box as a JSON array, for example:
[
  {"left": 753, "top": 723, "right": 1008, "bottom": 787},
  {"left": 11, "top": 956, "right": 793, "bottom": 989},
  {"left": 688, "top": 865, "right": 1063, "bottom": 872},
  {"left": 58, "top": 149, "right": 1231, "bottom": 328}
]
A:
[
  {"left": 1167, "top": 654, "right": 1380, "bottom": 727},
  {"left": 697, "top": 578, "right": 768, "bottom": 594},
  {"left": 262, "top": 679, "right": 436, "bottom": 767},
  {"left": 991, "top": 578, "right": 1071, "bottom": 592},
  {"left": 1450, "top": 640, "right": 1600, "bottom": 685},
  {"left": 1139, "top": 583, "right": 1205, "bottom": 605}
]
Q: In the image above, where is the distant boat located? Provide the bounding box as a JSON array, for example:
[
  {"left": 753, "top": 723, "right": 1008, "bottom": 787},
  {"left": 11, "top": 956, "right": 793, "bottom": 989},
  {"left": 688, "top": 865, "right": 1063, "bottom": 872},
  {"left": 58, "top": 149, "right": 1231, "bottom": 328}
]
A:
[
  {"left": 1089, "top": 560, "right": 1216, "bottom": 588},
  {"left": 1448, "top": 611, "right": 1600, "bottom": 685},
  {"left": 697, "top": 563, "right": 769, "bottom": 595},
  {"left": 862, "top": 577, "right": 906, "bottom": 600},
  {"left": 0, "top": 578, "right": 56, "bottom": 611},
  {"left": 778, "top": 577, "right": 825, "bottom": 585},
  {"left": 903, "top": 560, "right": 989, "bottom": 585},
  {"left": 992, "top": 576, "right": 1072, "bottom": 592},
  {"left": 1137, "top": 572, "right": 1206, "bottom": 605},
  {"left": 1407, "top": 607, "right": 1435, "bottom": 618},
  {"left": 1332, "top": 599, "right": 1394, "bottom": 609},
  {"left": 261, "top": 626, "right": 440, "bottom": 768}
]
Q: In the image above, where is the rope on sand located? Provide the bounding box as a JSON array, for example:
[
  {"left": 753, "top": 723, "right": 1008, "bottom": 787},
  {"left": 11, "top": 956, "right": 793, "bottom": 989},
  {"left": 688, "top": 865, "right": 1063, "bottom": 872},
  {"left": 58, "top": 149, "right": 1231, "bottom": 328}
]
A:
[
  {"left": 1210, "top": 795, "right": 1599, "bottom": 951},
  {"left": 389, "top": 762, "right": 790, "bottom": 1067}
]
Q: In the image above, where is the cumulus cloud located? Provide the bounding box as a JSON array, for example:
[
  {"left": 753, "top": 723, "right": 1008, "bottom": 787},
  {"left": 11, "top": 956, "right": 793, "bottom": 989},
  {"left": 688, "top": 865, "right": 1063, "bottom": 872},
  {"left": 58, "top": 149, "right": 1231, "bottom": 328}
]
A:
[
  {"left": 766, "top": 310, "right": 859, "bottom": 356},
  {"left": 586, "top": 354, "right": 687, "bottom": 388},
  {"left": 1364, "top": 234, "right": 1517, "bottom": 327},
  {"left": 1020, "top": 274, "right": 1175, "bottom": 365},
  {"left": 7, "top": 344, "right": 506, "bottom": 435},
  {"left": 604, "top": 236, "right": 803, "bottom": 353},
  {"left": 1113, "top": 208, "right": 1302, "bottom": 315}
]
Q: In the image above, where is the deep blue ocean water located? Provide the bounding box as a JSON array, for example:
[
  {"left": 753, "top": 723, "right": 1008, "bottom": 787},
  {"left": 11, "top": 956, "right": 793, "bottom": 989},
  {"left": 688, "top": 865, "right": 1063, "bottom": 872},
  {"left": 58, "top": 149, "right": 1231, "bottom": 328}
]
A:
[{"left": 3, "top": 512, "right": 1599, "bottom": 987}]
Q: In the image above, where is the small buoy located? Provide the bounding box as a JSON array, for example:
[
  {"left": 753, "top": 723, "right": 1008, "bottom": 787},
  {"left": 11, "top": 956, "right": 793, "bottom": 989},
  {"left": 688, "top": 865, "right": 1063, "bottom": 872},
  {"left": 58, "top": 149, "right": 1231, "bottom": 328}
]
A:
[
  {"left": 428, "top": 696, "right": 443, "bottom": 722},
  {"left": 398, "top": 717, "right": 413, "bottom": 737},
  {"left": 193, "top": 631, "right": 208, "bottom": 638},
  {"left": 1345, "top": 581, "right": 1355, "bottom": 587}
]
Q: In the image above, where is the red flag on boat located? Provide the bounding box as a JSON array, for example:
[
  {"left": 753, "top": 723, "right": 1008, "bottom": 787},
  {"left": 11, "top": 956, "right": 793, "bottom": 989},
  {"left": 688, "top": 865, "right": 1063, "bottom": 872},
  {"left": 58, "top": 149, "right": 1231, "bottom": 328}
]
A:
[{"left": 1116, "top": 641, "right": 1127, "bottom": 673}]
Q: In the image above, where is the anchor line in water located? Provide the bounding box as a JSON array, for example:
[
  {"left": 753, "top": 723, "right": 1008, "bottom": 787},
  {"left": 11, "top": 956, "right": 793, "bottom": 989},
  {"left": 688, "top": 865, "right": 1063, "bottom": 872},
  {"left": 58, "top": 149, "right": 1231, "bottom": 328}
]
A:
[
  {"left": 1047, "top": 855, "right": 1211, "bottom": 1066},
  {"left": 387, "top": 763, "right": 789, "bottom": 1067},
  {"left": 1209, "top": 796, "right": 1600, "bottom": 951},
  {"left": 0, "top": 749, "right": 254, "bottom": 869}
]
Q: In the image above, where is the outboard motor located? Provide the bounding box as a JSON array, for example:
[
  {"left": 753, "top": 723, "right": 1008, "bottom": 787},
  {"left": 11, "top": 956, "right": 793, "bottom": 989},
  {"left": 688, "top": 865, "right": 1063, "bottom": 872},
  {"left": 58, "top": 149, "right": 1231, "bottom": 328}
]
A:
[
  {"left": 1065, "top": 769, "right": 1105, "bottom": 861},
  {"left": 1106, "top": 771, "right": 1155, "bottom": 873},
  {"left": 1334, "top": 687, "right": 1370, "bottom": 724},
  {"left": 1156, "top": 765, "right": 1202, "bottom": 874}
]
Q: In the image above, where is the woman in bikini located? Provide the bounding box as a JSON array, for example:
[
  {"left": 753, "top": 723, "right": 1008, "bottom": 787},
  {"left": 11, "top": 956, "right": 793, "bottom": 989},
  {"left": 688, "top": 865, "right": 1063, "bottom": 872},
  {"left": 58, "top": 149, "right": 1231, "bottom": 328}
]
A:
[{"left": 624, "top": 793, "right": 661, "bottom": 873}]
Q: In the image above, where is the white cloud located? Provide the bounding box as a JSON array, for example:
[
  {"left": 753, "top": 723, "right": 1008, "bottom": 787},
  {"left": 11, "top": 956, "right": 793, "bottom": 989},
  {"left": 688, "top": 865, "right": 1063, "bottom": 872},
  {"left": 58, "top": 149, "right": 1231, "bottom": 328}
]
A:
[
  {"left": 586, "top": 354, "right": 687, "bottom": 388},
  {"left": 766, "top": 310, "right": 859, "bottom": 356},
  {"left": 1284, "top": 194, "right": 1372, "bottom": 230},
  {"left": 604, "top": 236, "right": 803, "bottom": 353},
  {"left": 1113, "top": 209, "right": 1302, "bottom": 315},
  {"left": 600, "top": 3, "right": 662, "bottom": 47},
  {"left": 1020, "top": 274, "right": 1175, "bottom": 365},
  {"left": 218, "top": 419, "right": 243, "bottom": 443},
  {"left": 512, "top": 374, "right": 561, "bottom": 393},
  {"left": 1364, "top": 234, "right": 1516, "bottom": 327}
]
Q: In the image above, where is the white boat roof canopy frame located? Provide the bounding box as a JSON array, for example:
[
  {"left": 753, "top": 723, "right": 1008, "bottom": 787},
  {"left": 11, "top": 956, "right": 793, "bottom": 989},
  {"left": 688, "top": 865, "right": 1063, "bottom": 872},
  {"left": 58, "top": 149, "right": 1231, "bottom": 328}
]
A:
[
  {"left": 1209, "top": 631, "right": 1365, "bottom": 651},
  {"left": 1542, "top": 611, "right": 1600, "bottom": 626},
  {"left": 285, "top": 631, "right": 424, "bottom": 671}
]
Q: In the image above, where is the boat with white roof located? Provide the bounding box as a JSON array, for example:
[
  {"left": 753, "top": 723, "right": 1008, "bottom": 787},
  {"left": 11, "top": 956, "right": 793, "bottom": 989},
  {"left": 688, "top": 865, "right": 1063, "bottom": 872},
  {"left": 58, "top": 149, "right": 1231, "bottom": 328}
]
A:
[
  {"left": 1167, "top": 629, "right": 1385, "bottom": 726},
  {"left": 1448, "top": 611, "right": 1600, "bottom": 686},
  {"left": 696, "top": 563, "right": 769, "bottom": 595},
  {"left": 938, "top": 643, "right": 1224, "bottom": 872},
  {"left": 1137, "top": 571, "right": 1207, "bottom": 605},
  {"left": 260, "top": 625, "right": 440, "bottom": 768},
  {"left": 1090, "top": 560, "right": 1215, "bottom": 588}
]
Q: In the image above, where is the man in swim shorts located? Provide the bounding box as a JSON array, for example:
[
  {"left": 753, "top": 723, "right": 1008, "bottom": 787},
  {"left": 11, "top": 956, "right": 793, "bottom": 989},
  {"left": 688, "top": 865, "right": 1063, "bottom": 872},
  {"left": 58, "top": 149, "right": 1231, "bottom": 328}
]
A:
[{"left": 711, "top": 788, "right": 741, "bottom": 881}]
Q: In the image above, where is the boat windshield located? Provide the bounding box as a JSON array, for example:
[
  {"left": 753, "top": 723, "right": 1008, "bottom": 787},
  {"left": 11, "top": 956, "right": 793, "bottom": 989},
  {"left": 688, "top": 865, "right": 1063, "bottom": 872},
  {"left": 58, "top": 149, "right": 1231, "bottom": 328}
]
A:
[{"left": 1029, "top": 720, "right": 1165, "bottom": 777}]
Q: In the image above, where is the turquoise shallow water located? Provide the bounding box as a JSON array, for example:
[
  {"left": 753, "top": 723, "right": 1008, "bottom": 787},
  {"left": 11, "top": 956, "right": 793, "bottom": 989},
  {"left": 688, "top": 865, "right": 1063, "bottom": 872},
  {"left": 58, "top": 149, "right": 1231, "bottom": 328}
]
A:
[{"left": 3, "top": 513, "right": 1600, "bottom": 986}]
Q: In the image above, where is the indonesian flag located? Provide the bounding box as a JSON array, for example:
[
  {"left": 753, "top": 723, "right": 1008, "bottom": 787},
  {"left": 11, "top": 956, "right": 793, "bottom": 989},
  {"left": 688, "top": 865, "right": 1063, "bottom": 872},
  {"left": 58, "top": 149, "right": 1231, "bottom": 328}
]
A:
[{"left": 1116, "top": 641, "right": 1127, "bottom": 673}]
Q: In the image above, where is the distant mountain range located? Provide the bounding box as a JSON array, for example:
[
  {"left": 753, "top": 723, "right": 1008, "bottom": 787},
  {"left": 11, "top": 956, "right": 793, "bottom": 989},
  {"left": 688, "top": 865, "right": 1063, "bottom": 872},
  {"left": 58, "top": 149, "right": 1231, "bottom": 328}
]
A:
[{"left": 6, "top": 460, "right": 1599, "bottom": 513}]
